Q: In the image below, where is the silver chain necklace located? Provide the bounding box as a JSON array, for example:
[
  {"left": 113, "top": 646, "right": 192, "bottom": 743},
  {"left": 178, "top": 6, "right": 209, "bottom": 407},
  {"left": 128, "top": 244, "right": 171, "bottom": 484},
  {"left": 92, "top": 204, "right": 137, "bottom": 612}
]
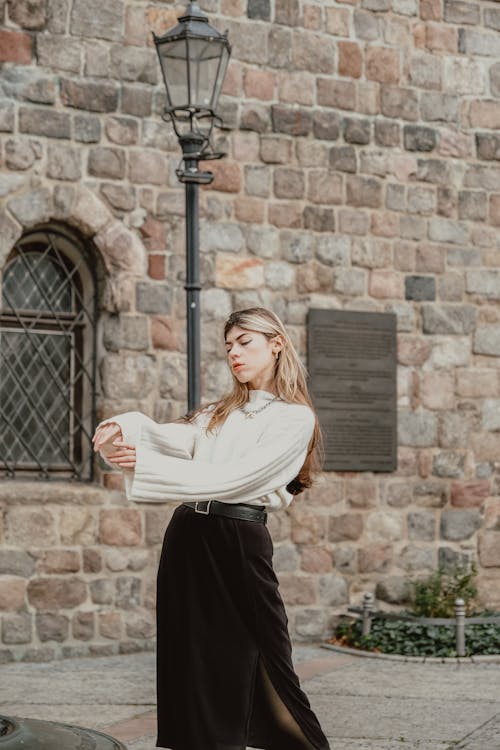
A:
[{"left": 240, "top": 395, "right": 280, "bottom": 419}]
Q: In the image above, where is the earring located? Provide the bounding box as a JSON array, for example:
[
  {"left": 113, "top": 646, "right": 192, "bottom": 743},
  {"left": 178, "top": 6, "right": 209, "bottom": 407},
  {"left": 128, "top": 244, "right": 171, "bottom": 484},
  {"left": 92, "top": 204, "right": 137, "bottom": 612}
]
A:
[{"left": 275, "top": 352, "right": 279, "bottom": 360}]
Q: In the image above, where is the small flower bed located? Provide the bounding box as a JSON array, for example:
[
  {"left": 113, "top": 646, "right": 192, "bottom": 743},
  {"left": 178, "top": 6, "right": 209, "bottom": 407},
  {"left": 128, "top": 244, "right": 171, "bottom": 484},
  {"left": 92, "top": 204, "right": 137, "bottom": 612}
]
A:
[
  {"left": 329, "top": 566, "right": 500, "bottom": 658},
  {"left": 331, "top": 613, "right": 500, "bottom": 658}
]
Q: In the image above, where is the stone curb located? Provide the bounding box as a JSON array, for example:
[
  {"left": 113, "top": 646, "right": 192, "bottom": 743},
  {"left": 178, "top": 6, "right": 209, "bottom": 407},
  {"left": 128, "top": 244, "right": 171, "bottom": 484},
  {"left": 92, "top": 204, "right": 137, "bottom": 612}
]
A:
[{"left": 321, "top": 642, "right": 500, "bottom": 664}]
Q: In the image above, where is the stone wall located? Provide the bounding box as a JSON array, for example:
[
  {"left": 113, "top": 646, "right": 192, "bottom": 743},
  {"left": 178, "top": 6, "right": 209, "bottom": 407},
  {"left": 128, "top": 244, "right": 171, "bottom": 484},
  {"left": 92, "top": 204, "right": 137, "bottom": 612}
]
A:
[{"left": 2, "top": 0, "right": 500, "bottom": 660}]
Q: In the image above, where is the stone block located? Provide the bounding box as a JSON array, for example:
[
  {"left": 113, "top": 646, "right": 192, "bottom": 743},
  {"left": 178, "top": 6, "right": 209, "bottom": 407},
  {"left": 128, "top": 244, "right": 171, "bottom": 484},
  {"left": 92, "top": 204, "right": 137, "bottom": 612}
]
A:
[
  {"left": 405, "top": 275, "right": 435, "bottom": 301},
  {"left": 70, "top": 0, "right": 124, "bottom": 41},
  {"left": 457, "top": 190, "right": 487, "bottom": 221},
  {"left": 83, "top": 549, "right": 102, "bottom": 573},
  {"left": 404, "top": 125, "right": 436, "bottom": 152},
  {"left": 60, "top": 78, "right": 119, "bottom": 113},
  {"left": 479, "top": 532, "right": 500, "bottom": 567},
  {"left": 47, "top": 144, "right": 81, "bottom": 181},
  {"left": 369, "top": 269, "right": 404, "bottom": 298},
  {"left": 358, "top": 544, "right": 392, "bottom": 573},
  {"left": 0, "top": 29, "right": 32, "bottom": 63},
  {"left": 100, "top": 353, "right": 156, "bottom": 399},
  {"left": 245, "top": 225, "right": 279, "bottom": 259},
  {"left": 105, "top": 116, "right": 138, "bottom": 146},
  {"left": 399, "top": 411, "right": 437, "bottom": 447},
  {"left": 115, "top": 576, "right": 141, "bottom": 609},
  {"left": 444, "top": 59, "right": 485, "bottom": 95},
  {"left": 490, "top": 195, "right": 500, "bottom": 226},
  {"left": 353, "top": 9, "right": 380, "bottom": 40},
  {"left": 6, "top": 508, "right": 57, "bottom": 547},
  {"left": 37, "top": 35, "right": 81, "bottom": 74},
  {"left": 259, "top": 136, "right": 292, "bottom": 165},
  {"left": 271, "top": 105, "right": 312, "bottom": 136},
  {"left": 278, "top": 575, "right": 316, "bottom": 606},
  {"left": 280, "top": 231, "right": 314, "bottom": 263},
  {"left": 317, "top": 79, "right": 355, "bottom": 111},
  {"left": 201, "top": 222, "right": 244, "bottom": 253},
  {"left": 329, "top": 146, "right": 356, "bottom": 173},
  {"left": 381, "top": 85, "right": 419, "bottom": 121},
  {"left": 99, "top": 509, "right": 141, "bottom": 546},
  {"left": 466, "top": 270, "right": 500, "bottom": 299},
  {"left": 268, "top": 203, "right": 302, "bottom": 229},
  {"left": 264, "top": 262, "right": 295, "bottom": 290},
  {"left": 296, "top": 140, "right": 329, "bottom": 167},
  {"left": 440, "top": 510, "right": 481, "bottom": 541},
  {"left": 481, "top": 398, "right": 500, "bottom": 431},
  {"left": 318, "top": 575, "right": 348, "bottom": 607},
  {"left": 87, "top": 146, "right": 126, "bottom": 180},
  {"left": 128, "top": 150, "right": 167, "bottom": 186},
  {"left": 313, "top": 110, "right": 340, "bottom": 141},
  {"left": 316, "top": 236, "right": 350, "bottom": 266},
  {"left": 344, "top": 118, "right": 371, "bottom": 145},
  {"left": 366, "top": 512, "right": 403, "bottom": 541},
  {"left": 74, "top": 114, "right": 101, "bottom": 143},
  {"left": 0, "top": 579, "right": 25, "bottom": 611},
  {"left": 36, "top": 613, "right": 69, "bottom": 643},
  {"left": 451, "top": 481, "right": 490, "bottom": 508},
  {"left": 303, "top": 206, "right": 335, "bottom": 232},
  {"left": 296, "top": 261, "right": 334, "bottom": 294},
  {"left": 293, "top": 31, "right": 335, "bottom": 75},
  {"left": 121, "top": 84, "right": 152, "bottom": 117},
  {"left": 422, "top": 304, "right": 476, "bottom": 335},
  {"left": 476, "top": 133, "right": 500, "bottom": 161},
  {"left": 338, "top": 41, "right": 362, "bottom": 79},
  {"left": 307, "top": 170, "right": 343, "bottom": 205},
  {"left": 444, "top": 0, "right": 479, "bottom": 24},
  {"left": 1, "top": 66, "right": 56, "bottom": 104},
  {"left": 473, "top": 326, "right": 500, "bottom": 356},
  {"left": 408, "top": 511, "right": 435, "bottom": 540},
  {"left": 39, "top": 550, "right": 80, "bottom": 573},
  {"left": 420, "top": 91, "right": 459, "bottom": 123},
  {"left": 375, "top": 577, "right": 411, "bottom": 605},
  {"left": 333, "top": 267, "right": 366, "bottom": 296},
  {"left": 273, "top": 168, "right": 305, "bottom": 199},
  {"left": 103, "top": 315, "right": 149, "bottom": 353},
  {"left": 110, "top": 45, "right": 157, "bottom": 85},
  {"left": 95, "top": 221, "right": 145, "bottom": 275},
  {"left": 433, "top": 450, "right": 464, "bottom": 478},
  {"left": 99, "top": 611, "right": 122, "bottom": 639},
  {"left": 299, "top": 547, "right": 333, "bottom": 574},
  {"left": 7, "top": 187, "right": 53, "bottom": 228},
  {"left": 248, "top": 0, "right": 270, "bottom": 19},
  {"left": 73, "top": 612, "right": 94, "bottom": 641},
  {"left": 374, "top": 119, "right": 400, "bottom": 147},
  {"left": 27, "top": 578, "right": 86, "bottom": 608},
  {"left": 2, "top": 613, "right": 32, "bottom": 644},
  {"left": 346, "top": 175, "right": 382, "bottom": 208},
  {"left": 328, "top": 513, "right": 363, "bottom": 542},
  {"left": 19, "top": 106, "right": 70, "bottom": 138},
  {"left": 216, "top": 253, "right": 264, "bottom": 289},
  {"left": 366, "top": 46, "right": 400, "bottom": 84}
]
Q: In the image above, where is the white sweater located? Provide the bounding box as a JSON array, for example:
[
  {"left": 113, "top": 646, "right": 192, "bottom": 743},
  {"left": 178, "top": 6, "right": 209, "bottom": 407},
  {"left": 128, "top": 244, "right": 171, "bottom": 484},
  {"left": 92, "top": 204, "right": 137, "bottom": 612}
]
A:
[{"left": 97, "top": 389, "right": 315, "bottom": 511}]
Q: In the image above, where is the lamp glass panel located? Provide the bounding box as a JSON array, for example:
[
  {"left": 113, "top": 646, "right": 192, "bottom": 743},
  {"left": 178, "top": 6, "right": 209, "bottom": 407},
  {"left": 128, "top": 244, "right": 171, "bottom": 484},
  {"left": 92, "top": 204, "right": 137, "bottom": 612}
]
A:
[
  {"left": 157, "top": 39, "right": 189, "bottom": 109},
  {"left": 187, "top": 37, "right": 225, "bottom": 110}
]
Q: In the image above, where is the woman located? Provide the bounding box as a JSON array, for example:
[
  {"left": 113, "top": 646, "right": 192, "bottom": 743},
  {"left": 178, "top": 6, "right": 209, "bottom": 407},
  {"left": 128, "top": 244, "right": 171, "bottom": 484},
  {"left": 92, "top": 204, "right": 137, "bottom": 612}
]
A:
[{"left": 93, "top": 307, "right": 330, "bottom": 750}]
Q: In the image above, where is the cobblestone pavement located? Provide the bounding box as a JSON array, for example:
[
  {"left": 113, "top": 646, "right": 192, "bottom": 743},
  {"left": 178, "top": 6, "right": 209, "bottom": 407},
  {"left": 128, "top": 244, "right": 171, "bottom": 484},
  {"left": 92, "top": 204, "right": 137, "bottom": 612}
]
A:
[{"left": 1, "top": 645, "right": 500, "bottom": 749}]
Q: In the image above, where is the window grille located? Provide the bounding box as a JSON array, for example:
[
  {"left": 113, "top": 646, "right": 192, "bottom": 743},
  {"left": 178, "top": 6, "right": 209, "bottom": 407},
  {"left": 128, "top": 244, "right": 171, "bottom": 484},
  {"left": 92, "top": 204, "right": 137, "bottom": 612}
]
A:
[{"left": 0, "top": 227, "right": 97, "bottom": 480}]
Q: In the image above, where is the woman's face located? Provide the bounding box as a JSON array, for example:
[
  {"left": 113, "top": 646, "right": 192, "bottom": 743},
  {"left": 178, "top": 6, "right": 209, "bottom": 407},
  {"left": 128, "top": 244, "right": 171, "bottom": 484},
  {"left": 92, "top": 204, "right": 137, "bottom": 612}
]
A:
[{"left": 224, "top": 325, "right": 282, "bottom": 387}]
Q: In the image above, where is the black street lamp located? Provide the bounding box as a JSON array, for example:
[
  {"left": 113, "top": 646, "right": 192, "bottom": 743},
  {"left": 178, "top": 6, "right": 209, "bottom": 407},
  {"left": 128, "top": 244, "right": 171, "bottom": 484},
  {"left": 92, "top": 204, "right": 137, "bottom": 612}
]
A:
[{"left": 153, "top": 1, "right": 231, "bottom": 412}]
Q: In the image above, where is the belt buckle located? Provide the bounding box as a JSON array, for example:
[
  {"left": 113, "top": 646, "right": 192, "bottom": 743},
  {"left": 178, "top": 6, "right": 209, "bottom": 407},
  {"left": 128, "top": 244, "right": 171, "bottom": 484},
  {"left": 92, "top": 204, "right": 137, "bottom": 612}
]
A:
[{"left": 195, "top": 500, "right": 212, "bottom": 515}]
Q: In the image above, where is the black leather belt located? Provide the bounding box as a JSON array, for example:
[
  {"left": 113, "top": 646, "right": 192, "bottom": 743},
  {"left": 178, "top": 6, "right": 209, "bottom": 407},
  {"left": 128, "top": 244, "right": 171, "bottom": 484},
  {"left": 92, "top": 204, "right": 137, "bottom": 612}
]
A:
[{"left": 182, "top": 500, "right": 267, "bottom": 524}]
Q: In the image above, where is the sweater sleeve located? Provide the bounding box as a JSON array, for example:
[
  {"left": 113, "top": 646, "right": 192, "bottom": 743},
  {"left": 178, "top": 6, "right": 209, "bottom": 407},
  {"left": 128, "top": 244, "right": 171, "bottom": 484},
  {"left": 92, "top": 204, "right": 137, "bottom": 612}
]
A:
[
  {"left": 97, "top": 411, "right": 198, "bottom": 462},
  {"left": 128, "top": 405, "right": 315, "bottom": 504}
]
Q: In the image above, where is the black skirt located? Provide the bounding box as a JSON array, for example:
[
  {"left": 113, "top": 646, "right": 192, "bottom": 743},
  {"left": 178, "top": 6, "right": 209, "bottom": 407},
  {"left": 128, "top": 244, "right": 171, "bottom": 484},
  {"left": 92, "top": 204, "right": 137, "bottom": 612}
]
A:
[{"left": 155, "top": 503, "right": 330, "bottom": 750}]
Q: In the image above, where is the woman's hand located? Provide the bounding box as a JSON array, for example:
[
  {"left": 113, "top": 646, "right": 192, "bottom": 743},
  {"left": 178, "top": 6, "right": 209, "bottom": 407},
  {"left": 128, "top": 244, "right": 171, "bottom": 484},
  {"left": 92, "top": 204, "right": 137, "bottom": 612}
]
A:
[
  {"left": 92, "top": 422, "right": 123, "bottom": 452},
  {"left": 105, "top": 441, "right": 137, "bottom": 471}
]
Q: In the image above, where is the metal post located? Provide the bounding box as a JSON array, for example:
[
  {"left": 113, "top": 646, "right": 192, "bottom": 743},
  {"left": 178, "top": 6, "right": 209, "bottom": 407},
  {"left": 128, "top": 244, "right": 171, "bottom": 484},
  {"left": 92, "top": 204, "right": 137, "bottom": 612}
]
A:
[
  {"left": 455, "top": 597, "right": 466, "bottom": 657},
  {"left": 362, "top": 592, "right": 374, "bottom": 636},
  {"left": 179, "top": 133, "right": 205, "bottom": 412}
]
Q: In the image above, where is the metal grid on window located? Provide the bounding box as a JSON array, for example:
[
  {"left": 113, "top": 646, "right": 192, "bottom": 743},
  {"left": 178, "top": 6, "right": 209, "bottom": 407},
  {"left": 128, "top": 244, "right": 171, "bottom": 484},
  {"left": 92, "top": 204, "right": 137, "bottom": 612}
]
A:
[{"left": 0, "top": 227, "right": 97, "bottom": 480}]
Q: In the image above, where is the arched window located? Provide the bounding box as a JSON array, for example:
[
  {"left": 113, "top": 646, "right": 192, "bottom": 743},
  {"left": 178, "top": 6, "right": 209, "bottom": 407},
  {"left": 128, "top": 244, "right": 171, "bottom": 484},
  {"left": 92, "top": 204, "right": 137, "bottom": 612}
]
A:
[{"left": 0, "top": 226, "right": 97, "bottom": 480}]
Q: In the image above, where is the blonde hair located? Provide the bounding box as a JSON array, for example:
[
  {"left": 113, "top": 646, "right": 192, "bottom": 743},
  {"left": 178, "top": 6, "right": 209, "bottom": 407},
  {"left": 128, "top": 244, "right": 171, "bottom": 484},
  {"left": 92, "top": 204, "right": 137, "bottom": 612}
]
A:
[{"left": 178, "top": 307, "right": 324, "bottom": 494}]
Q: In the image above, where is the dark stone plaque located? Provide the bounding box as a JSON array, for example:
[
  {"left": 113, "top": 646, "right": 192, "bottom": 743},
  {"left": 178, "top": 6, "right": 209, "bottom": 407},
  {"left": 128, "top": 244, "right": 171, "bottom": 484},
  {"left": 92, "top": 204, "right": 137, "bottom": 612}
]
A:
[{"left": 307, "top": 308, "right": 397, "bottom": 472}]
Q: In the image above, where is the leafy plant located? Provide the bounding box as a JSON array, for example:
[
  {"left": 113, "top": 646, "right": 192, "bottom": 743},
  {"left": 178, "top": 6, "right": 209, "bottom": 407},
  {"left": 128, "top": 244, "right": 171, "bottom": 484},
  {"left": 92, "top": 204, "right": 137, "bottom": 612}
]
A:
[
  {"left": 330, "top": 565, "right": 500, "bottom": 657},
  {"left": 412, "top": 564, "right": 478, "bottom": 618}
]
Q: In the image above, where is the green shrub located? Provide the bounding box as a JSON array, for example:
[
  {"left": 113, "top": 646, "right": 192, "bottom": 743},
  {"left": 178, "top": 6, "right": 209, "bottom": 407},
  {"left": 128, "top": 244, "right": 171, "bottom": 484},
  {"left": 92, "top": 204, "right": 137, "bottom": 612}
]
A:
[
  {"left": 412, "top": 565, "right": 478, "bottom": 618},
  {"left": 331, "top": 565, "right": 500, "bottom": 657}
]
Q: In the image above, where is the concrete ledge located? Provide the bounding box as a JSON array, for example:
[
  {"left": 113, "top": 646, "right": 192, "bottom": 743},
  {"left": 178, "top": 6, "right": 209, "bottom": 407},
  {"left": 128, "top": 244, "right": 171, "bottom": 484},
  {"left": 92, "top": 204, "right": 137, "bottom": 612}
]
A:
[{"left": 322, "top": 641, "right": 500, "bottom": 664}]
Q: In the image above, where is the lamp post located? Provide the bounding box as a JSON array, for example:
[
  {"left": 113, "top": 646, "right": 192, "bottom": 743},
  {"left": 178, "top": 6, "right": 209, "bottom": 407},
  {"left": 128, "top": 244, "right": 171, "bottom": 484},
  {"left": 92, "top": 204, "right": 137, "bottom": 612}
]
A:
[{"left": 153, "top": 1, "right": 231, "bottom": 412}]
